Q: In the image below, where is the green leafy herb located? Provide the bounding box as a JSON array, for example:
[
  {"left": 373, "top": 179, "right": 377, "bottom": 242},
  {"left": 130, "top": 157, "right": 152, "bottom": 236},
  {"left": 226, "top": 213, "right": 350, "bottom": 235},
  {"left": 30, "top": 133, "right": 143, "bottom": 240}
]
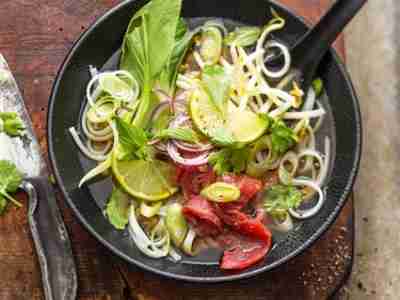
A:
[
  {"left": 270, "top": 120, "right": 297, "bottom": 155},
  {"left": 159, "top": 19, "right": 197, "bottom": 96},
  {"left": 312, "top": 78, "right": 324, "bottom": 97},
  {"left": 263, "top": 184, "right": 302, "bottom": 221},
  {"left": 0, "top": 160, "right": 23, "bottom": 213},
  {"left": 105, "top": 185, "right": 132, "bottom": 230},
  {"left": 115, "top": 117, "right": 151, "bottom": 161},
  {"left": 202, "top": 65, "right": 232, "bottom": 115},
  {"left": 208, "top": 147, "right": 249, "bottom": 175},
  {"left": 0, "top": 112, "right": 25, "bottom": 137},
  {"left": 120, "top": 0, "right": 182, "bottom": 128},
  {"left": 224, "top": 26, "right": 261, "bottom": 47},
  {"left": 155, "top": 127, "right": 199, "bottom": 143}
]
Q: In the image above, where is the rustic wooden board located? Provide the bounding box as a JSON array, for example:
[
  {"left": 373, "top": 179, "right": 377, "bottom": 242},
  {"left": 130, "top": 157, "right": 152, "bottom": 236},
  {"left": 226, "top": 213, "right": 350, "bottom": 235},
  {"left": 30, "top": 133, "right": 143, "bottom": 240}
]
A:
[{"left": 0, "top": 0, "right": 352, "bottom": 299}]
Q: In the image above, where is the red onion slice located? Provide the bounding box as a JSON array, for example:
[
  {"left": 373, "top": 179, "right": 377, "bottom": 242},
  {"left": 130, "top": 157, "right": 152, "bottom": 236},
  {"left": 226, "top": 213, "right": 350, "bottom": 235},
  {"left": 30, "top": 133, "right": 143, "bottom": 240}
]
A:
[
  {"left": 167, "top": 142, "right": 210, "bottom": 166},
  {"left": 170, "top": 115, "right": 214, "bottom": 153}
]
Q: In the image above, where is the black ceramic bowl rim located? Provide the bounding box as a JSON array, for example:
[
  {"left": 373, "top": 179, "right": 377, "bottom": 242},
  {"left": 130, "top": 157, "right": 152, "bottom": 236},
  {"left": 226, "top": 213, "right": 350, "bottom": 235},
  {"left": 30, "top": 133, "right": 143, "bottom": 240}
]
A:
[{"left": 48, "top": 0, "right": 362, "bottom": 282}]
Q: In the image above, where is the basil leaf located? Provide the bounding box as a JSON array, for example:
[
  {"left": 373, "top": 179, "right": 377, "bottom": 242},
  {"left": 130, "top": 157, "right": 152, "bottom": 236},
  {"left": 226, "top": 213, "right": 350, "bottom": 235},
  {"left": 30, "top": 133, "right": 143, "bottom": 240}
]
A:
[
  {"left": 159, "top": 19, "right": 198, "bottom": 96},
  {"left": 115, "top": 117, "right": 151, "bottom": 161},
  {"left": 156, "top": 127, "right": 199, "bottom": 143}
]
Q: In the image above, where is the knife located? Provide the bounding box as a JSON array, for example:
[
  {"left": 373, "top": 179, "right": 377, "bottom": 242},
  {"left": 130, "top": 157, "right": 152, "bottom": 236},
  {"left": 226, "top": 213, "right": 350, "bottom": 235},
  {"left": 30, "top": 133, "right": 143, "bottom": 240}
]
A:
[{"left": 0, "top": 54, "right": 77, "bottom": 300}]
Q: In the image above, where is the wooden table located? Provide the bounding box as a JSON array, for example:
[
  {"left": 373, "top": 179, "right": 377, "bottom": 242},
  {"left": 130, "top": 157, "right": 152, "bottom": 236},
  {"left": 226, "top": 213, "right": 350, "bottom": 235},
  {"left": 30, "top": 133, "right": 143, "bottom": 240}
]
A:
[{"left": 0, "top": 1, "right": 353, "bottom": 299}]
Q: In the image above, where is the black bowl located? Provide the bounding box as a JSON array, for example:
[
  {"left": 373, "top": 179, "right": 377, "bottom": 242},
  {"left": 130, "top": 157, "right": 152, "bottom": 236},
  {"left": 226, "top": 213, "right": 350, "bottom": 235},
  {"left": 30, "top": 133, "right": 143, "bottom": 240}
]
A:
[{"left": 48, "top": 0, "right": 361, "bottom": 282}]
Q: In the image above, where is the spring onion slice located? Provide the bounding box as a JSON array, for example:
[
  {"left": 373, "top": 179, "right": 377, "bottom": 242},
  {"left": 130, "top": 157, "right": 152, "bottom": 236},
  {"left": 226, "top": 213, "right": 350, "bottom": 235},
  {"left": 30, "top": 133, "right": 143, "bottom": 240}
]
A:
[
  {"left": 128, "top": 206, "right": 170, "bottom": 258},
  {"left": 140, "top": 201, "right": 163, "bottom": 218},
  {"left": 86, "top": 139, "right": 113, "bottom": 156},
  {"left": 289, "top": 179, "right": 324, "bottom": 219},
  {"left": 278, "top": 151, "right": 299, "bottom": 185},
  {"left": 182, "top": 227, "right": 196, "bottom": 256},
  {"left": 262, "top": 41, "right": 291, "bottom": 79},
  {"left": 69, "top": 127, "right": 109, "bottom": 161},
  {"left": 271, "top": 213, "right": 294, "bottom": 232}
]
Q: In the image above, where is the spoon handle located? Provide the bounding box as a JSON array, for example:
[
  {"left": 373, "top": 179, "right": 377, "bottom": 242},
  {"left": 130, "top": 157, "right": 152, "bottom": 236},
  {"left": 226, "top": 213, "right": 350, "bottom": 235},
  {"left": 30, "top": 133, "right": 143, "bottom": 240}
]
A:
[{"left": 292, "top": 0, "right": 367, "bottom": 71}]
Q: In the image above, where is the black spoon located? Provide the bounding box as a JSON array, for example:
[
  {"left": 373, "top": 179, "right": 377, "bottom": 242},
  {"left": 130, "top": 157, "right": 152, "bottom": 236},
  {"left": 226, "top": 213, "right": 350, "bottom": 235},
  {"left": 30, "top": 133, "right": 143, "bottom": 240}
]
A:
[{"left": 267, "top": 0, "right": 367, "bottom": 93}]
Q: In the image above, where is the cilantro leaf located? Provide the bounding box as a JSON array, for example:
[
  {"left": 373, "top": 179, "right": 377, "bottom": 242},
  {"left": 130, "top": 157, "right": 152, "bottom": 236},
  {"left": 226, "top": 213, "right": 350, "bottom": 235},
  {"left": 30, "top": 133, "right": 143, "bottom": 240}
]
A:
[
  {"left": 115, "top": 117, "right": 152, "bottom": 161},
  {"left": 202, "top": 65, "right": 232, "bottom": 115},
  {"left": 0, "top": 112, "right": 25, "bottom": 137},
  {"left": 155, "top": 127, "right": 199, "bottom": 143},
  {"left": 263, "top": 184, "right": 303, "bottom": 221},
  {"left": 0, "top": 160, "right": 23, "bottom": 209},
  {"left": 105, "top": 185, "right": 132, "bottom": 230},
  {"left": 208, "top": 147, "right": 249, "bottom": 175},
  {"left": 270, "top": 120, "right": 297, "bottom": 155}
]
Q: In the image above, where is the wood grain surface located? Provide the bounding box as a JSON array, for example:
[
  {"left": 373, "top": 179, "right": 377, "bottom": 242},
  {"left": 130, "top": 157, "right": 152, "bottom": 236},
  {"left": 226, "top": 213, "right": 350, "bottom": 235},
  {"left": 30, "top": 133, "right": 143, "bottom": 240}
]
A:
[{"left": 0, "top": 0, "right": 352, "bottom": 299}]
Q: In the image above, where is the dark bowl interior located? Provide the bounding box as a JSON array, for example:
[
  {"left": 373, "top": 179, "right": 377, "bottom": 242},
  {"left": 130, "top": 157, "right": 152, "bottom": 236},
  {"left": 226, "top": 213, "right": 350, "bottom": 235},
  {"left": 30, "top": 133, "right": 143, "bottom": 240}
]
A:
[{"left": 48, "top": 0, "right": 361, "bottom": 282}]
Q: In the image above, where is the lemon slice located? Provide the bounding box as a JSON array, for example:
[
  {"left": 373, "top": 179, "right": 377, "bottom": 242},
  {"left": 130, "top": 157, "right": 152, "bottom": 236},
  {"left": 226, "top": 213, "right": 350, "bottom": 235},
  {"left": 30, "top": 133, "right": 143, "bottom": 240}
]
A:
[
  {"left": 112, "top": 154, "right": 178, "bottom": 201},
  {"left": 190, "top": 89, "right": 268, "bottom": 144}
]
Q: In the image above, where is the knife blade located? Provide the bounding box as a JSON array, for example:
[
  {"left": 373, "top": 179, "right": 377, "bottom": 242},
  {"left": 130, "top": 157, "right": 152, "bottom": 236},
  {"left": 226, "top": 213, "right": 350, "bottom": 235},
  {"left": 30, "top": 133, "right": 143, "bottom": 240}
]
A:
[{"left": 0, "top": 54, "right": 77, "bottom": 300}]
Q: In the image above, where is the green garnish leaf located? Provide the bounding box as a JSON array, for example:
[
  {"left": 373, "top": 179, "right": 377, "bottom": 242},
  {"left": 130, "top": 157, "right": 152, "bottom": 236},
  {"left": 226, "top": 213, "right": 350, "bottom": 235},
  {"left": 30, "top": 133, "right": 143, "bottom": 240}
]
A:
[
  {"left": 263, "top": 184, "right": 302, "bottom": 221},
  {"left": 120, "top": 0, "right": 182, "bottom": 128},
  {"left": 312, "top": 78, "right": 324, "bottom": 97},
  {"left": 155, "top": 127, "right": 199, "bottom": 143},
  {"left": 0, "top": 160, "right": 23, "bottom": 210},
  {"left": 270, "top": 120, "right": 297, "bottom": 155},
  {"left": 224, "top": 26, "right": 261, "bottom": 47},
  {"left": 115, "top": 117, "right": 151, "bottom": 161},
  {"left": 208, "top": 147, "right": 249, "bottom": 175},
  {"left": 0, "top": 112, "right": 25, "bottom": 137},
  {"left": 105, "top": 185, "right": 132, "bottom": 230},
  {"left": 202, "top": 65, "right": 232, "bottom": 115},
  {"left": 159, "top": 19, "right": 198, "bottom": 96}
]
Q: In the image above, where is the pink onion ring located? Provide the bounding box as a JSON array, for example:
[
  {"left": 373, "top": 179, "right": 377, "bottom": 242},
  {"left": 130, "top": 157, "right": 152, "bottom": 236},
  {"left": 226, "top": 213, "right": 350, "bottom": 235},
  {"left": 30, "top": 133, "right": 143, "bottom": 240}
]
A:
[
  {"left": 170, "top": 115, "right": 214, "bottom": 153},
  {"left": 167, "top": 142, "right": 210, "bottom": 166},
  {"left": 173, "top": 140, "right": 213, "bottom": 153}
]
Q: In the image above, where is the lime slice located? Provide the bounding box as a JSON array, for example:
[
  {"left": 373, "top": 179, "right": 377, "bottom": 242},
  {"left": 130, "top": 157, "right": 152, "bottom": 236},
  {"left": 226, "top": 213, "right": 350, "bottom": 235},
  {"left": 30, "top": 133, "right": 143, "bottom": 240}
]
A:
[
  {"left": 190, "top": 89, "right": 268, "bottom": 144},
  {"left": 112, "top": 155, "right": 178, "bottom": 201},
  {"left": 99, "top": 73, "right": 132, "bottom": 100}
]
